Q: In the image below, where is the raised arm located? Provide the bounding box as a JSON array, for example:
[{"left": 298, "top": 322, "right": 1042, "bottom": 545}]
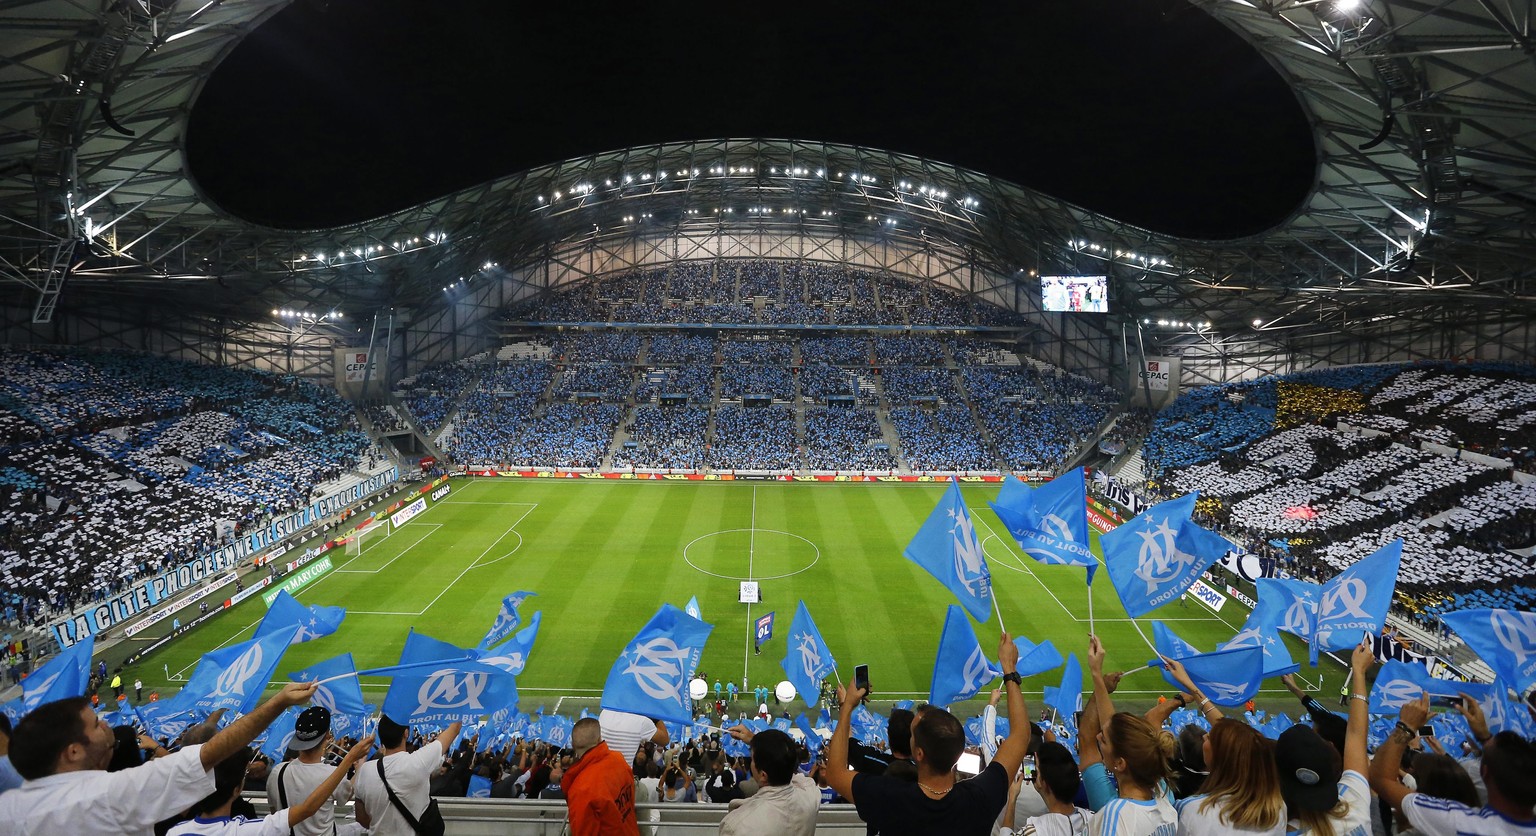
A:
[
  {"left": 1162, "top": 656, "right": 1224, "bottom": 722},
  {"left": 1342, "top": 639, "right": 1372, "bottom": 776},
  {"left": 1142, "top": 691, "right": 1194, "bottom": 729},
  {"left": 201, "top": 682, "right": 318, "bottom": 770},
  {"left": 434, "top": 721, "right": 464, "bottom": 754},
  {"left": 286, "top": 736, "right": 375, "bottom": 827},
  {"left": 824, "top": 680, "right": 865, "bottom": 803},
  {"left": 991, "top": 632, "right": 1032, "bottom": 776},
  {"left": 1369, "top": 692, "right": 1425, "bottom": 815}
]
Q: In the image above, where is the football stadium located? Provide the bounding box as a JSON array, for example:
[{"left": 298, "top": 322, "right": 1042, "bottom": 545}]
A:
[{"left": 2, "top": 1, "right": 1536, "bottom": 834}]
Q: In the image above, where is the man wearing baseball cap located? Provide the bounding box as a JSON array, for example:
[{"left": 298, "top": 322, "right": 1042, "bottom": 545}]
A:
[{"left": 267, "top": 706, "right": 370, "bottom": 836}]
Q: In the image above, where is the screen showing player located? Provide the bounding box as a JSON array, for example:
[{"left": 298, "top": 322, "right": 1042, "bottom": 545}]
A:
[{"left": 1040, "top": 275, "right": 1108, "bottom": 312}]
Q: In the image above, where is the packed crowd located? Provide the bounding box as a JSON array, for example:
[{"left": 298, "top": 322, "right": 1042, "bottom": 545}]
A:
[
  {"left": 0, "top": 349, "right": 372, "bottom": 618},
  {"left": 612, "top": 406, "right": 710, "bottom": 470},
  {"left": 890, "top": 406, "right": 996, "bottom": 472},
  {"left": 803, "top": 408, "right": 897, "bottom": 471},
  {"left": 399, "top": 358, "right": 482, "bottom": 431},
  {"left": 9, "top": 630, "right": 1535, "bottom": 836},
  {"left": 708, "top": 406, "right": 799, "bottom": 471},
  {"left": 1145, "top": 362, "right": 1536, "bottom": 617}
]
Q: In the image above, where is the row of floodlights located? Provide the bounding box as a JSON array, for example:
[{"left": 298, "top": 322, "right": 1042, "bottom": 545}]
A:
[
  {"left": 298, "top": 232, "right": 446, "bottom": 264},
  {"left": 443, "top": 261, "right": 500, "bottom": 292},
  {"left": 534, "top": 169, "right": 978, "bottom": 209},
  {"left": 273, "top": 309, "right": 342, "bottom": 320},
  {"left": 1143, "top": 317, "right": 1211, "bottom": 330},
  {"left": 1069, "top": 240, "right": 1170, "bottom": 267}
]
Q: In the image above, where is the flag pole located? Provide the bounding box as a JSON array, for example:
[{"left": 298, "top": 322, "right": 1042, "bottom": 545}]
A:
[
  {"left": 1119, "top": 663, "right": 1154, "bottom": 676},
  {"left": 1086, "top": 574, "right": 1095, "bottom": 635},
  {"left": 1129, "top": 618, "right": 1159, "bottom": 659},
  {"left": 992, "top": 593, "right": 1007, "bottom": 634}
]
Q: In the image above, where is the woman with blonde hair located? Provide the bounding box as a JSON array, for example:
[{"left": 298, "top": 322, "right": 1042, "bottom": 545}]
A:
[
  {"left": 1080, "top": 635, "right": 1188, "bottom": 836},
  {"left": 1175, "top": 719, "right": 1285, "bottom": 834}
]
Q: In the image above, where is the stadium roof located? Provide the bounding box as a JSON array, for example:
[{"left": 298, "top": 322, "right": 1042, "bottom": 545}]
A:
[{"left": 1, "top": 0, "right": 1533, "bottom": 373}]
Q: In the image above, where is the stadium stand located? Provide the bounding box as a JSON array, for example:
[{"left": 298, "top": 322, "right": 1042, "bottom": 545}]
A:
[
  {"left": 0, "top": 348, "right": 375, "bottom": 621},
  {"left": 1143, "top": 362, "right": 1536, "bottom": 621}
]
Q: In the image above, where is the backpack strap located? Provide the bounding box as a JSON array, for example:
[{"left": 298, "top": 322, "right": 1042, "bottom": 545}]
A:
[{"left": 377, "top": 757, "right": 424, "bottom": 833}]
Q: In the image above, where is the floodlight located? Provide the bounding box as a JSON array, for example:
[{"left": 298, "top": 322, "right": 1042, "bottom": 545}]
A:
[{"left": 1252, "top": 319, "right": 1263, "bottom": 327}]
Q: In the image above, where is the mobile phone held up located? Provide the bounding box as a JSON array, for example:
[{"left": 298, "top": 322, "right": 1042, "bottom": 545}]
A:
[{"left": 854, "top": 664, "right": 870, "bottom": 701}]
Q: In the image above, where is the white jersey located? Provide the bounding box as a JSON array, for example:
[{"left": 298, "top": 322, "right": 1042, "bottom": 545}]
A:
[
  {"left": 1400, "top": 793, "right": 1536, "bottom": 835},
  {"left": 1089, "top": 795, "right": 1178, "bottom": 836},
  {"left": 1285, "top": 770, "right": 1372, "bottom": 836}
]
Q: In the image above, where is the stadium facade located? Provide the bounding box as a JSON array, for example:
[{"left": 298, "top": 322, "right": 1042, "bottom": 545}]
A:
[{"left": 2, "top": 0, "right": 1533, "bottom": 392}]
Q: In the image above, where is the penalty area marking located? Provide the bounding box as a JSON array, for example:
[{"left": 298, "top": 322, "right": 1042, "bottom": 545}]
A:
[
  {"left": 682, "top": 528, "right": 821, "bottom": 581},
  {"left": 348, "top": 503, "right": 536, "bottom": 616}
]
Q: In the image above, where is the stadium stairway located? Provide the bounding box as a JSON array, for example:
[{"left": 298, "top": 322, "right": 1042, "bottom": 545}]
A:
[
  {"left": 603, "top": 405, "right": 637, "bottom": 469},
  {"left": 953, "top": 367, "right": 1007, "bottom": 471},
  {"left": 874, "top": 405, "right": 913, "bottom": 473},
  {"left": 1061, "top": 410, "right": 1125, "bottom": 475},
  {"left": 1111, "top": 449, "right": 1146, "bottom": 486}
]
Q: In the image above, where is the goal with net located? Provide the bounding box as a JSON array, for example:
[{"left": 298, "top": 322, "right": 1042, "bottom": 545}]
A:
[{"left": 346, "top": 519, "right": 391, "bottom": 555}]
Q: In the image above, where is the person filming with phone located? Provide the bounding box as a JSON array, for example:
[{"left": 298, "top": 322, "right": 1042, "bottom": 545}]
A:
[{"left": 824, "top": 632, "right": 1033, "bottom": 835}]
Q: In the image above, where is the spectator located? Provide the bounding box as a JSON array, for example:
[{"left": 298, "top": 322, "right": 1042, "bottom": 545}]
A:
[
  {"left": 1370, "top": 690, "right": 1536, "bottom": 834},
  {"left": 353, "top": 716, "right": 461, "bottom": 836},
  {"left": 827, "top": 632, "right": 1031, "bottom": 834},
  {"left": 1277, "top": 641, "right": 1373, "bottom": 836},
  {"left": 1174, "top": 719, "right": 1284, "bottom": 834},
  {"left": 1003, "top": 741, "right": 1089, "bottom": 836},
  {"left": 0, "top": 714, "right": 19, "bottom": 795},
  {"left": 166, "top": 736, "right": 371, "bottom": 836},
  {"left": 718, "top": 727, "right": 819, "bottom": 836},
  {"left": 0, "top": 681, "right": 320, "bottom": 835},
  {"left": 266, "top": 706, "right": 369, "bottom": 836},
  {"left": 1078, "top": 635, "right": 1180, "bottom": 832},
  {"left": 561, "top": 716, "right": 640, "bottom": 835},
  {"left": 598, "top": 709, "right": 669, "bottom": 765}
]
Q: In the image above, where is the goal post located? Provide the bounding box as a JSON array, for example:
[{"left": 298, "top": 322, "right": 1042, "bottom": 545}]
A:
[{"left": 347, "top": 520, "right": 390, "bottom": 555}]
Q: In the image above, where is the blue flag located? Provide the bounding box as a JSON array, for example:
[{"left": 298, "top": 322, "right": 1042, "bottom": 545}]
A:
[
  {"left": 288, "top": 653, "right": 368, "bottom": 717},
  {"left": 1311, "top": 539, "right": 1402, "bottom": 664},
  {"left": 1101, "top": 492, "right": 1228, "bottom": 617},
  {"left": 22, "top": 634, "right": 95, "bottom": 714},
  {"left": 182, "top": 625, "right": 299, "bottom": 714},
  {"left": 1152, "top": 621, "right": 1264, "bottom": 706},
  {"left": 1219, "top": 589, "right": 1301, "bottom": 677},
  {"left": 258, "top": 707, "right": 301, "bottom": 761},
  {"left": 903, "top": 478, "right": 993, "bottom": 622},
  {"left": 1046, "top": 653, "right": 1083, "bottom": 719},
  {"left": 795, "top": 713, "right": 823, "bottom": 758},
  {"left": 1369, "top": 660, "right": 1434, "bottom": 715},
  {"left": 780, "top": 600, "right": 838, "bottom": 706},
  {"left": 930, "top": 605, "right": 1002, "bottom": 706},
  {"left": 685, "top": 596, "right": 702, "bottom": 621},
  {"left": 380, "top": 631, "right": 520, "bottom": 725},
  {"left": 1216, "top": 620, "right": 1302, "bottom": 679},
  {"left": 1012, "top": 633, "right": 1066, "bottom": 678},
  {"left": 601, "top": 603, "right": 714, "bottom": 725},
  {"left": 1255, "top": 578, "right": 1321, "bottom": 639},
  {"left": 256, "top": 590, "right": 345, "bottom": 644},
  {"left": 1481, "top": 679, "right": 1536, "bottom": 739},
  {"left": 137, "top": 691, "right": 199, "bottom": 742},
  {"left": 989, "top": 470, "right": 1096, "bottom": 582},
  {"left": 468, "top": 774, "right": 493, "bottom": 798},
  {"left": 478, "top": 590, "right": 537, "bottom": 650},
  {"left": 479, "top": 611, "right": 541, "bottom": 676},
  {"left": 1442, "top": 608, "right": 1536, "bottom": 698}
]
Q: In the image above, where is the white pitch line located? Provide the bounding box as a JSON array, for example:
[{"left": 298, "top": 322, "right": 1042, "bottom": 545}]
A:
[
  {"left": 333, "top": 523, "right": 442, "bottom": 574},
  {"left": 172, "top": 615, "right": 262, "bottom": 679}
]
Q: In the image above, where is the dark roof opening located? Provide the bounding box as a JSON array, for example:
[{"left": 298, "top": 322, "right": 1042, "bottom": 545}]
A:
[{"left": 187, "top": 0, "right": 1313, "bottom": 239}]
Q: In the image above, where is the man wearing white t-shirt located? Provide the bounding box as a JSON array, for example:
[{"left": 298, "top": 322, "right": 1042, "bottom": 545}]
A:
[
  {"left": 1370, "top": 691, "right": 1536, "bottom": 835},
  {"left": 353, "top": 715, "right": 461, "bottom": 836},
  {"left": 0, "top": 682, "right": 321, "bottom": 836},
  {"left": 266, "top": 706, "right": 369, "bottom": 836},
  {"left": 598, "top": 709, "right": 668, "bottom": 765}
]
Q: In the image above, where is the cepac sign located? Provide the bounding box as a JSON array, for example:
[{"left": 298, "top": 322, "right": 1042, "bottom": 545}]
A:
[
  {"left": 1142, "top": 360, "right": 1171, "bottom": 391},
  {"left": 337, "top": 349, "right": 378, "bottom": 385}
]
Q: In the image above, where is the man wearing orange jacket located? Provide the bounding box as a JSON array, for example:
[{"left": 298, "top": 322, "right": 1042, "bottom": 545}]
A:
[{"left": 561, "top": 717, "right": 639, "bottom": 835}]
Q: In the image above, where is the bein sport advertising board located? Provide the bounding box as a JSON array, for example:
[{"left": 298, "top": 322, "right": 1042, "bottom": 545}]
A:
[{"left": 1041, "top": 275, "right": 1108, "bottom": 312}]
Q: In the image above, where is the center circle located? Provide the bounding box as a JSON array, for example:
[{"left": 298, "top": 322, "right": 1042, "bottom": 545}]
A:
[{"left": 682, "top": 528, "right": 821, "bottom": 580}]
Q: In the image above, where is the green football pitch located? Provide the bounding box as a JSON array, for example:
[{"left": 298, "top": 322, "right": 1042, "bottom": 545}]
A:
[{"left": 126, "top": 477, "right": 1345, "bottom": 715}]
